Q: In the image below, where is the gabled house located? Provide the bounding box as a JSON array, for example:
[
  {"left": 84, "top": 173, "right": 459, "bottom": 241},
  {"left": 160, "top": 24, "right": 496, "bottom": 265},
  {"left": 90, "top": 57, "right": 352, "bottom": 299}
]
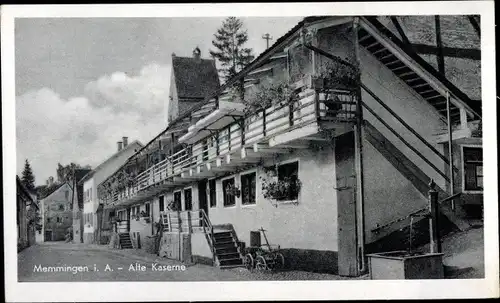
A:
[
  {"left": 78, "top": 137, "right": 143, "bottom": 244},
  {"left": 167, "top": 48, "right": 220, "bottom": 124},
  {"left": 97, "top": 16, "right": 482, "bottom": 276},
  {"left": 40, "top": 182, "right": 73, "bottom": 241},
  {"left": 17, "top": 176, "right": 39, "bottom": 251},
  {"left": 71, "top": 168, "right": 92, "bottom": 243}
]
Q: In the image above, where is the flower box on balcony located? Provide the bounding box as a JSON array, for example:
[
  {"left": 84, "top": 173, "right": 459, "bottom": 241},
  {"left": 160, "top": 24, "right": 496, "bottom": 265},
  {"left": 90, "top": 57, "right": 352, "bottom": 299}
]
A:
[{"left": 366, "top": 251, "right": 444, "bottom": 280}]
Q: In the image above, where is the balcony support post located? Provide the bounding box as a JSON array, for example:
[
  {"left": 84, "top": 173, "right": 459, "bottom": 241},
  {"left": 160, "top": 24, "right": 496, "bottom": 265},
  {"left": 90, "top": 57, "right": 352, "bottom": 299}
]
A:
[
  {"left": 215, "top": 130, "right": 220, "bottom": 156},
  {"left": 446, "top": 91, "right": 455, "bottom": 210},
  {"left": 353, "top": 16, "right": 366, "bottom": 275},
  {"left": 262, "top": 109, "right": 267, "bottom": 137},
  {"left": 227, "top": 126, "right": 231, "bottom": 152}
]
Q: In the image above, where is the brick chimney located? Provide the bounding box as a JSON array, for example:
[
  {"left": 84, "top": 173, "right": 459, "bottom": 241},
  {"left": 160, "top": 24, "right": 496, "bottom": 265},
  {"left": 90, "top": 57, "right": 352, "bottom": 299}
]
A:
[
  {"left": 122, "top": 136, "right": 128, "bottom": 148},
  {"left": 117, "top": 141, "right": 123, "bottom": 152}
]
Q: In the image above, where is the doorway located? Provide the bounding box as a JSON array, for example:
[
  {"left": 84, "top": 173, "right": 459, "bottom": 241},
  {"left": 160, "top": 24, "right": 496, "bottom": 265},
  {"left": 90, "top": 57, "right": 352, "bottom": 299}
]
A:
[
  {"left": 44, "top": 230, "right": 52, "bottom": 242},
  {"left": 198, "top": 180, "right": 208, "bottom": 216},
  {"left": 126, "top": 208, "right": 131, "bottom": 232}
]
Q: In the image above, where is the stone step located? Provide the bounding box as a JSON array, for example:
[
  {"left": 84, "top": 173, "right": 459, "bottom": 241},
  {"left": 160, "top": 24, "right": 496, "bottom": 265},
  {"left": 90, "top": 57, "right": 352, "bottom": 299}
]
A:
[
  {"left": 213, "top": 231, "right": 232, "bottom": 238},
  {"left": 219, "top": 257, "right": 243, "bottom": 267},
  {"left": 216, "top": 252, "right": 241, "bottom": 260},
  {"left": 214, "top": 246, "right": 239, "bottom": 254}
]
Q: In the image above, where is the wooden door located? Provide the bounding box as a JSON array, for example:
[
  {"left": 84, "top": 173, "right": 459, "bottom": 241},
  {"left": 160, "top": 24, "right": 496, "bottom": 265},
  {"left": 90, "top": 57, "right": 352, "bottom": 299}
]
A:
[
  {"left": 335, "top": 131, "right": 359, "bottom": 276},
  {"left": 198, "top": 180, "right": 208, "bottom": 216},
  {"left": 44, "top": 230, "right": 52, "bottom": 241},
  {"left": 126, "top": 208, "right": 131, "bottom": 232}
]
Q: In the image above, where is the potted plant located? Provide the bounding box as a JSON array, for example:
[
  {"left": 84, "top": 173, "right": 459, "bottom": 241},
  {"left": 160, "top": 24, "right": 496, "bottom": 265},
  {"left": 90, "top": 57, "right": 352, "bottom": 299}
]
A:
[
  {"left": 262, "top": 177, "right": 302, "bottom": 201},
  {"left": 244, "top": 81, "right": 297, "bottom": 114},
  {"left": 140, "top": 210, "right": 151, "bottom": 223},
  {"left": 167, "top": 200, "right": 181, "bottom": 211},
  {"left": 314, "top": 60, "right": 359, "bottom": 91},
  {"left": 225, "top": 183, "right": 241, "bottom": 198}
]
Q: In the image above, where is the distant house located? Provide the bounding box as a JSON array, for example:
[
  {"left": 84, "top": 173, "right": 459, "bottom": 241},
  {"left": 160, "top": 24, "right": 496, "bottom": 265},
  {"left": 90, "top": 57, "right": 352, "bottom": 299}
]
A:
[
  {"left": 71, "top": 168, "right": 92, "bottom": 243},
  {"left": 78, "top": 137, "right": 143, "bottom": 244},
  {"left": 167, "top": 47, "right": 220, "bottom": 125},
  {"left": 40, "top": 182, "right": 73, "bottom": 241},
  {"left": 17, "top": 176, "right": 39, "bottom": 251}
]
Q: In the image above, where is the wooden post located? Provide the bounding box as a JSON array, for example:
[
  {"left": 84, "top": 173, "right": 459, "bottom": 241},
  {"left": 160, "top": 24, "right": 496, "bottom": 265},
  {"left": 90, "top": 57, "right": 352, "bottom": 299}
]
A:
[
  {"left": 187, "top": 211, "right": 192, "bottom": 234},
  {"left": 177, "top": 211, "right": 181, "bottom": 233},
  {"left": 353, "top": 16, "right": 366, "bottom": 274},
  {"left": 428, "top": 179, "right": 440, "bottom": 253},
  {"left": 446, "top": 91, "right": 455, "bottom": 210},
  {"left": 215, "top": 130, "right": 220, "bottom": 156},
  {"left": 262, "top": 109, "right": 267, "bottom": 137},
  {"left": 167, "top": 212, "right": 171, "bottom": 232}
]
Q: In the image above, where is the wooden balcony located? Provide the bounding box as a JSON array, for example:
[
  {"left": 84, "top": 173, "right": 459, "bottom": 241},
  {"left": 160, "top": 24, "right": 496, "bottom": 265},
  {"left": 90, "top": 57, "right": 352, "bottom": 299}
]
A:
[{"left": 100, "top": 77, "right": 358, "bottom": 209}]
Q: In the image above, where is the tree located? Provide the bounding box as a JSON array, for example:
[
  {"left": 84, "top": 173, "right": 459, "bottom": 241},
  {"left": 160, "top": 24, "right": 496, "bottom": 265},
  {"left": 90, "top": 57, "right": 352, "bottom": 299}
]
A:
[
  {"left": 209, "top": 17, "right": 255, "bottom": 84},
  {"left": 57, "top": 162, "right": 91, "bottom": 183},
  {"left": 21, "top": 159, "right": 35, "bottom": 192}
]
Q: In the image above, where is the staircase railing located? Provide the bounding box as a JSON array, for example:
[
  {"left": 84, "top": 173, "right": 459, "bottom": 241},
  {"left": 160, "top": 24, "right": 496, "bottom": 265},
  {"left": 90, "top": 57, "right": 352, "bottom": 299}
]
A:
[
  {"left": 199, "top": 209, "right": 216, "bottom": 264},
  {"left": 360, "top": 84, "right": 456, "bottom": 184}
]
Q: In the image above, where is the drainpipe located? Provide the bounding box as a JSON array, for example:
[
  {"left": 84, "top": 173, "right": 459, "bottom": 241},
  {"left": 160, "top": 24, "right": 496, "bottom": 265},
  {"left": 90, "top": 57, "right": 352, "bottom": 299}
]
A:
[{"left": 353, "top": 16, "right": 366, "bottom": 274}]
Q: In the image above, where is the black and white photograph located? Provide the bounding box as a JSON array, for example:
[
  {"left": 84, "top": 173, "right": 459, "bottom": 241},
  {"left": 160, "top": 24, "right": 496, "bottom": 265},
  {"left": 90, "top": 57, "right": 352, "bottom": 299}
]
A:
[{"left": 2, "top": 2, "right": 498, "bottom": 301}]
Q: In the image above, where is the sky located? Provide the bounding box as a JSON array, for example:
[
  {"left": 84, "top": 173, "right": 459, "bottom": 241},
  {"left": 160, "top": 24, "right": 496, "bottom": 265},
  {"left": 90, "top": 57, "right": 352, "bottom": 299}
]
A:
[{"left": 15, "top": 17, "right": 304, "bottom": 185}]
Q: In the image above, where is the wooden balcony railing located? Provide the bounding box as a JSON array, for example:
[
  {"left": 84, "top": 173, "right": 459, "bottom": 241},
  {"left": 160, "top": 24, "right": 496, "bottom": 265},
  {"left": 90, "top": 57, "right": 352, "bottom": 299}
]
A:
[{"left": 99, "top": 80, "right": 358, "bottom": 208}]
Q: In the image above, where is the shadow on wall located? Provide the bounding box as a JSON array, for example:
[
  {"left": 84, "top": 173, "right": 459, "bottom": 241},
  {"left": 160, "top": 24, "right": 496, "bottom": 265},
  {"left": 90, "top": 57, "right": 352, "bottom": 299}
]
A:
[
  {"left": 365, "top": 213, "right": 458, "bottom": 254},
  {"left": 279, "top": 248, "right": 339, "bottom": 274}
]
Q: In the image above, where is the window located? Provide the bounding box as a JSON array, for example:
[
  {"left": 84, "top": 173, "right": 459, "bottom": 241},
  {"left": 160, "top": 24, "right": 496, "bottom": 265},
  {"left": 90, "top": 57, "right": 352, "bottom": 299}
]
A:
[
  {"left": 174, "top": 191, "right": 182, "bottom": 210},
  {"left": 47, "top": 218, "right": 51, "bottom": 223},
  {"left": 209, "top": 179, "right": 217, "bottom": 207},
  {"left": 241, "top": 172, "right": 257, "bottom": 205},
  {"left": 159, "top": 196, "right": 165, "bottom": 212},
  {"left": 58, "top": 204, "right": 64, "bottom": 211},
  {"left": 145, "top": 203, "right": 151, "bottom": 216},
  {"left": 222, "top": 178, "right": 236, "bottom": 207},
  {"left": 277, "top": 161, "right": 300, "bottom": 201},
  {"left": 220, "top": 128, "right": 229, "bottom": 144},
  {"left": 56, "top": 217, "right": 60, "bottom": 223},
  {"left": 463, "top": 147, "right": 483, "bottom": 191},
  {"left": 184, "top": 188, "right": 193, "bottom": 211},
  {"left": 90, "top": 214, "right": 93, "bottom": 226}
]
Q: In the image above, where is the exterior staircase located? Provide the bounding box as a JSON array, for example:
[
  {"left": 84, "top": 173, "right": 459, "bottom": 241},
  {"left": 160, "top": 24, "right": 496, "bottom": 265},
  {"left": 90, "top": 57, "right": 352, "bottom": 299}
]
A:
[
  {"left": 119, "top": 233, "right": 133, "bottom": 249},
  {"left": 357, "top": 18, "right": 464, "bottom": 122},
  {"left": 364, "top": 121, "right": 470, "bottom": 231},
  {"left": 212, "top": 229, "right": 244, "bottom": 269}
]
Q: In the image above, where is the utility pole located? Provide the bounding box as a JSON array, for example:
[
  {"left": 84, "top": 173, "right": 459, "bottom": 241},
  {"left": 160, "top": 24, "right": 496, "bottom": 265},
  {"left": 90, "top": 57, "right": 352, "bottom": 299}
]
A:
[{"left": 262, "top": 33, "right": 273, "bottom": 49}]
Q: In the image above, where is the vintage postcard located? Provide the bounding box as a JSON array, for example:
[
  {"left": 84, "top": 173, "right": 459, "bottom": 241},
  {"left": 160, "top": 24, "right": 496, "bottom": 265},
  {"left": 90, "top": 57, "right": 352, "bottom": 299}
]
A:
[{"left": 2, "top": 1, "right": 498, "bottom": 301}]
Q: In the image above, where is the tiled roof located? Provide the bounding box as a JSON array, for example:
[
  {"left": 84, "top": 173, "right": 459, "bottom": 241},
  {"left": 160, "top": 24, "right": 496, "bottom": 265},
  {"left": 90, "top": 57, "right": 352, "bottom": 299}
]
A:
[
  {"left": 172, "top": 56, "right": 220, "bottom": 99},
  {"left": 78, "top": 140, "right": 143, "bottom": 184}
]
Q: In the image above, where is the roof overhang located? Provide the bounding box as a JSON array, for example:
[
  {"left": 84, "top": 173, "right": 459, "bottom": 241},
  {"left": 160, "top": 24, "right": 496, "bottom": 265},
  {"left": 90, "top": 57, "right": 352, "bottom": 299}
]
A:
[{"left": 179, "top": 101, "right": 246, "bottom": 144}]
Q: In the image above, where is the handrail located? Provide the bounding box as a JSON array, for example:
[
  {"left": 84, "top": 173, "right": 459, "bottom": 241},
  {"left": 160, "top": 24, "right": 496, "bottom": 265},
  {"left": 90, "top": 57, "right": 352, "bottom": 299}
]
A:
[
  {"left": 371, "top": 191, "right": 463, "bottom": 232},
  {"left": 361, "top": 83, "right": 458, "bottom": 172},
  {"left": 439, "top": 192, "right": 462, "bottom": 204},
  {"left": 199, "top": 209, "right": 216, "bottom": 263},
  {"left": 362, "top": 100, "right": 451, "bottom": 183}
]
